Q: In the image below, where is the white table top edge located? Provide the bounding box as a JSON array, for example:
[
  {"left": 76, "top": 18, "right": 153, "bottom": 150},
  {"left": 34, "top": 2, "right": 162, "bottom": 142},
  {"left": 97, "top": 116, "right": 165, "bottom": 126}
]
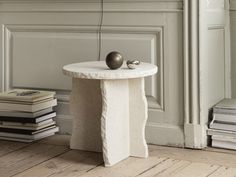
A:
[{"left": 63, "top": 61, "right": 158, "bottom": 80}]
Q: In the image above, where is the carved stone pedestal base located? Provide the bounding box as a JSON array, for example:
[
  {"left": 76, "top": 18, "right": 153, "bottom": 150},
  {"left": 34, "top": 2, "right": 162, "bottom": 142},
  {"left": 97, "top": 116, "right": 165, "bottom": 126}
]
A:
[
  {"left": 63, "top": 61, "right": 157, "bottom": 166},
  {"left": 70, "top": 78, "right": 148, "bottom": 166}
]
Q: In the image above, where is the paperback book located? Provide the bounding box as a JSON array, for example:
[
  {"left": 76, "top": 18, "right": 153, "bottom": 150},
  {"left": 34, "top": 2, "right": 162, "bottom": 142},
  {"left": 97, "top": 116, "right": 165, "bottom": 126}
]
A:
[
  {"left": 0, "top": 111, "right": 56, "bottom": 123},
  {"left": 213, "top": 99, "right": 236, "bottom": 114},
  {"left": 208, "top": 98, "right": 236, "bottom": 150},
  {"left": 2, "top": 117, "right": 54, "bottom": 127},
  {"left": 213, "top": 113, "right": 236, "bottom": 124},
  {"left": 207, "top": 129, "right": 236, "bottom": 138},
  {"left": 209, "top": 121, "right": 236, "bottom": 132},
  {"left": 0, "top": 120, "right": 55, "bottom": 130},
  {"left": 0, "top": 124, "right": 56, "bottom": 134},
  {"left": 0, "top": 89, "right": 58, "bottom": 142},
  {"left": 0, "top": 99, "right": 57, "bottom": 112},
  {"left": 0, "top": 126, "right": 59, "bottom": 141},
  {"left": 0, "top": 107, "right": 53, "bottom": 118},
  {"left": 0, "top": 89, "right": 55, "bottom": 103},
  {"left": 211, "top": 135, "right": 236, "bottom": 150}
]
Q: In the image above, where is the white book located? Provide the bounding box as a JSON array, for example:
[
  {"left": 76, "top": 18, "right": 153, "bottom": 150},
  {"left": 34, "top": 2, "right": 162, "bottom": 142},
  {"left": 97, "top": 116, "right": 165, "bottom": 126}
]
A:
[
  {"left": 2, "top": 118, "right": 54, "bottom": 127},
  {"left": 0, "top": 99, "right": 57, "bottom": 112},
  {"left": 212, "top": 135, "right": 236, "bottom": 142},
  {"left": 207, "top": 129, "right": 236, "bottom": 138},
  {"left": 213, "top": 113, "right": 236, "bottom": 124},
  {"left": 209, "top": 122, "right": 236, "bottom": 132},
  {"left": 214, "top": 108, "right": 236, "bottom": 115},
  {"left": 211, "top": 135, "right": 236, "bottom": 150},
  {"left": 212, "top": 139, "right": 236, "bottom": 150},
  {"left": 0, "top": 126, "right": 59, "bottom": 140},
  {"left": 0, "top": 121, "right": 56, "bottom": 130},
  {"left": 213, "top": 99, "right": 236, "bottom": 115},
  {"left": 214, "top": 98, "right": 236, "bottom": 109},
  {"left": 0, "top": 107, "right": 53, "bottom": 118}
]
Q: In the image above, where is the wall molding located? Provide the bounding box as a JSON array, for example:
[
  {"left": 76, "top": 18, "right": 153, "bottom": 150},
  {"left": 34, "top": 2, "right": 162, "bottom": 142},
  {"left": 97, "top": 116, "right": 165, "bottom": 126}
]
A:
[
  {"left": 184, "top": 0, "right": 231, "bottom": 148},
  {"left": 230, "top": 6, "right": 236, "bottom": 98},
  {"left": 3, "top": 24, "right": 165, "bottom": 110},
  {"left": 207, "top": 26, "right": 231, "bottom": 99},
  {"left": 0, "top": 0, "right": 183, "bottom": 13},
  {"left": 207, "top": 25, "right": 225, "bottom": 30},
  {"left": 183, "top": 0, "right": 203, "bottom": 148}
]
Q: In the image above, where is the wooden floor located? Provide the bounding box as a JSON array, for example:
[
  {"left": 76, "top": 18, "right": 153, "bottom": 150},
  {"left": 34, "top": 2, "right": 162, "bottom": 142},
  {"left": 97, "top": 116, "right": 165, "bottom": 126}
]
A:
[{"left": 0, "top": 135, "right": 236, "bottom": 177}]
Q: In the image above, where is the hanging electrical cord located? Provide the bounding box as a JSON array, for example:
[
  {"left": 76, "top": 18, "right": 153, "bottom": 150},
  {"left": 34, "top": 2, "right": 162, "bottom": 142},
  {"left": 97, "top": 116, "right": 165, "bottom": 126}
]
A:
[{"left": 98, "top": 0, "right": 104, "bottom": 61}]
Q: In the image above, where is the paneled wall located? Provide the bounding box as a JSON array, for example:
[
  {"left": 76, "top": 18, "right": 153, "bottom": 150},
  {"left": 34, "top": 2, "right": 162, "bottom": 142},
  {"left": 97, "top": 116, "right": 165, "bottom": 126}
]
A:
[
  {"left": 199, "top": 0, "right": 231, "bottom": 126},
  {"left": 0, "top": 0, "right": 184, "bottom": 146}
]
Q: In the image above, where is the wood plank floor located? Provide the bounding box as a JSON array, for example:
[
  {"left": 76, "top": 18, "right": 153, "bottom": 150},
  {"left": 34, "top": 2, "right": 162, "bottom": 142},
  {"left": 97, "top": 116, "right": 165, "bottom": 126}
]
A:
[{"left": 0, "top": 135, "right": 235, "bottom": 177}]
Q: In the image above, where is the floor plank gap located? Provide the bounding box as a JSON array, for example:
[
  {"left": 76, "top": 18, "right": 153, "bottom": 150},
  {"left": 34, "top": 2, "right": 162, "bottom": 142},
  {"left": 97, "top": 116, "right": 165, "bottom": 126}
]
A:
[
  {"left": 206, "top": 166, "right": 222, "bottom": 177},
  {"left": 135, "top": 158, "right": 169, "bottom": 177},
  {"left": 0, "top": 143, "right": 31, "bottom": 158},
  {"left": 86, "top": 162, "right": 104, "bottom": 173},
  {"left": 12, "top": 148, "right": 72, "bottom": 177}
]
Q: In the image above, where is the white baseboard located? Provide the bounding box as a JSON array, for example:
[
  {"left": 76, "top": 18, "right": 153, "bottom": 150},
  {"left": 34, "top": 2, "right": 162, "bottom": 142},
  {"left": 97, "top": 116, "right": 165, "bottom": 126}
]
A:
[
  {"left": 146, "top": 122, "right": 185, "bottom": 147},
  {"left": 55, "top": 115, "right": 185, "bottom": 147},
  {"left": 184, "top": 123, "right": 207, "bottom": 149}
]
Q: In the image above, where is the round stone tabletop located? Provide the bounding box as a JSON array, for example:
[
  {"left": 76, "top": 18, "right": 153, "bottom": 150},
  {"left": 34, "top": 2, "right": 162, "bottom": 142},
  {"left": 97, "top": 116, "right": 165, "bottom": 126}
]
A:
[{"left": 63, "top": 61, "right": 157, "bottom": 80}]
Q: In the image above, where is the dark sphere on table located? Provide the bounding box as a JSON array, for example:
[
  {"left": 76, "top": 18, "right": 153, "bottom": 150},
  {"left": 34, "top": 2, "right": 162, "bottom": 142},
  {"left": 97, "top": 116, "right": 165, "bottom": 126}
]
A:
[{"left": 105, "top": 51, "right": 124, "bottom": 70}]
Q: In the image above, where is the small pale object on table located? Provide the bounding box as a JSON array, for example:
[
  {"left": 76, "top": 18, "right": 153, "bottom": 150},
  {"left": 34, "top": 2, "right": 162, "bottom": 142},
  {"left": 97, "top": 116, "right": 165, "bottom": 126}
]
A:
[{"left": 126, "top": 60, "right": 141, "bottom": 69}]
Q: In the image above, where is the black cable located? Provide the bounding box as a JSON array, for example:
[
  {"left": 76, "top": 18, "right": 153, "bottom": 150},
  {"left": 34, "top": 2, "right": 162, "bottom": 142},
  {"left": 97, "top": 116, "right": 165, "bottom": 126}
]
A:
[{"left": 98, "top": 0, "right": 104, "bottom": 61}]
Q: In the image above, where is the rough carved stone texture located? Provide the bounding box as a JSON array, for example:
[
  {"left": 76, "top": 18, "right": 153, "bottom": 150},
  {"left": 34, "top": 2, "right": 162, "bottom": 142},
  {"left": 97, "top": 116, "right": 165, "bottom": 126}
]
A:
[
  {"left": 63, "top": 61, "right": 157, "bottom": 80},
  {"left": 100, "top": 79, "right": 130, "bottom": 166},
  {"left": 64, "top": 61, "right": 157, "bottom": 167},
  {"left": 129, "top": 78, "right": 148, "bottom": 158}
]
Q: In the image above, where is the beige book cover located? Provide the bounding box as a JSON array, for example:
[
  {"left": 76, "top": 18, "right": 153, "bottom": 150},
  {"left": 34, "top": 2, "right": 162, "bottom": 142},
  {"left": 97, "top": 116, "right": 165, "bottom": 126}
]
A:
[
  {"left": 0, "top": 99, "right": 57, "bottom": 112},
  {"left": 0, "top": 89, "right": 55, "bottom": 103}
]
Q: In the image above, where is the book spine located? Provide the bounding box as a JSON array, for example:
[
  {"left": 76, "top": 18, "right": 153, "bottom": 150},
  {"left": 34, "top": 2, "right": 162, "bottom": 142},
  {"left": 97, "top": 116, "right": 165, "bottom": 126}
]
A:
[
  {"left": 0, "top": 99, "right": 57, "bottom": 112},
  {"left": 210, "top": 123, "right": 236, "bottom": 132},
  {"left": 0, "top": 117, "right": 37, "bottom": 123},
  {"left": 0, "top": 127, "right": 35, "bottom": 134},
  {"left": 0, "top": 125, "right": 56, "bottom": 134},
  {"left": 0, "top": 111, "right": 56, "bottom": 123}
]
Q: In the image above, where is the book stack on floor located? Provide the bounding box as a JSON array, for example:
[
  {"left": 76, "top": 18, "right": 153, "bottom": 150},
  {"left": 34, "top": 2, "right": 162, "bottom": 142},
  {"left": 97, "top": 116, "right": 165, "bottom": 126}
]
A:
[
  {"left": 0, "top": 89, "right": 59, "bottom": 142},
  {"left": 208, "top": 98, "right": 236, "bottom": 150}
]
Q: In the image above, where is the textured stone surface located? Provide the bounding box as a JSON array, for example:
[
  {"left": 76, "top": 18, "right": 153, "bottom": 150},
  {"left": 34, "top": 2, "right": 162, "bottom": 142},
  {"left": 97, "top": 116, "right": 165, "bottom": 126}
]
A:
[
  {"left": 129, "top": 78, "right": 148, "bottom": 158},
  {"left": 100, "top": 79, "right": 130, "bottom": 166},
  {"left": 70, "top": 78, "right": 102, "bottom": 152},
  {"left": 63, "top": 61, "right": 157, "bottom": 80}
]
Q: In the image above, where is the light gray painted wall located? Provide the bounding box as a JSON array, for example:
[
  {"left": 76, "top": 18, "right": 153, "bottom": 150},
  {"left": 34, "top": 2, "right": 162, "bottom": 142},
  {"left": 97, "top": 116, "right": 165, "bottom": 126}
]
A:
[
  {"left": 0, "top": 0, "right": 185, "bottom": 147},
  {"left": 199, "top": 0, "right": 231, "bottom": 128},
  {"left": 0, "top": 0, "right": 231, "bottom": 148}
]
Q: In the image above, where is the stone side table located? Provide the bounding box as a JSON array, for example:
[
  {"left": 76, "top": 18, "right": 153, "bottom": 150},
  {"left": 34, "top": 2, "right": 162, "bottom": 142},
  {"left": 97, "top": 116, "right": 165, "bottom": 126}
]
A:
[{"left": 63, "top": 61, "right": 157, "bottom": 167}]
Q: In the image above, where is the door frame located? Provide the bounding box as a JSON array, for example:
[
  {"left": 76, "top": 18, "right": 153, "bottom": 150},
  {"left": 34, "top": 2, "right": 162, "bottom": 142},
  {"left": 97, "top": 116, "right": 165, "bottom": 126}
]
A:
[{"left": 183, "top": 0, "right": 231, "bottom": 148}]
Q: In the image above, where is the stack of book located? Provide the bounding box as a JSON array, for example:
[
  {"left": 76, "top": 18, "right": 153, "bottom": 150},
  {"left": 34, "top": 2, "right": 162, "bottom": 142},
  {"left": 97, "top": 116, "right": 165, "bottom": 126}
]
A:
[
  {"left": 208, "top": 99, "right": 236, "bottom": 150},
  {"left": 0, "top": 89, "right": 59, "bottom": 142}
]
